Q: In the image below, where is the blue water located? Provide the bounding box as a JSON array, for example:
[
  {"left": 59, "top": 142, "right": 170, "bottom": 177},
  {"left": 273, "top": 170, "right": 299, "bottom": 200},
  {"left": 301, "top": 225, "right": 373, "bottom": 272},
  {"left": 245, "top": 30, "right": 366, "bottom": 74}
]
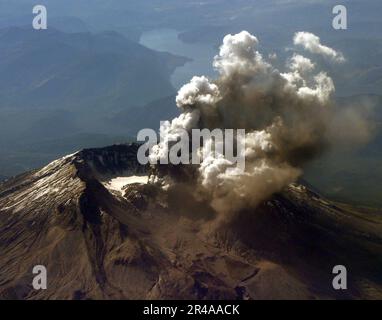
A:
[{"left": 139, "top": 28, "right": 217, "bottom": 89}]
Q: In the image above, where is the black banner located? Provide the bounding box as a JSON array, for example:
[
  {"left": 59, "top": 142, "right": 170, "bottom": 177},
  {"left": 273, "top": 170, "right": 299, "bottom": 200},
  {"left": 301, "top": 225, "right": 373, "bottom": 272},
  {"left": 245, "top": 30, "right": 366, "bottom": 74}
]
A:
[{"left": 0, "top": 300, "right": 380, "bottom": 319}]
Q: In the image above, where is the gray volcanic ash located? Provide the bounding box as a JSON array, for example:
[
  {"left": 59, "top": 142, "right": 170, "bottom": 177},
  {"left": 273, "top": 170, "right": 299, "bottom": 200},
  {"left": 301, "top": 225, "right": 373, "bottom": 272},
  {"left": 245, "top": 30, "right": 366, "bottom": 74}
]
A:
[{"left": 148, "top": 31, "right": 370, "bottom": 218}]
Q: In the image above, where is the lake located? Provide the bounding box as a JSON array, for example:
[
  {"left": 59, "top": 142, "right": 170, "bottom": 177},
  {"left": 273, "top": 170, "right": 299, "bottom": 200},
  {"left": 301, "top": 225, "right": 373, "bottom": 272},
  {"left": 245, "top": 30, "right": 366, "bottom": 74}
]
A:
[{"left": 139, "top": 28, "right": 217, "bottom": 89}]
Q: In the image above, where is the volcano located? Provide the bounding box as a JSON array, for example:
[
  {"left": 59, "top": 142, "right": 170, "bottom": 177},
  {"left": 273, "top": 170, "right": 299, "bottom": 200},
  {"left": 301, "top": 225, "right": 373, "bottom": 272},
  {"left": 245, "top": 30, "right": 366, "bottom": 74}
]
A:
[{"left": 0, "top": 143, "right": 381, "bottom": 300}]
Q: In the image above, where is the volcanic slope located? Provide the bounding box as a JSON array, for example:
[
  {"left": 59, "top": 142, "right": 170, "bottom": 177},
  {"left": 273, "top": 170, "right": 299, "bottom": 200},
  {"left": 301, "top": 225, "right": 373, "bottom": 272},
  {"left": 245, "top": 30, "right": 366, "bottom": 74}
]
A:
[{"left": 0, "top": 144, "right": 381, "bottom": 299}]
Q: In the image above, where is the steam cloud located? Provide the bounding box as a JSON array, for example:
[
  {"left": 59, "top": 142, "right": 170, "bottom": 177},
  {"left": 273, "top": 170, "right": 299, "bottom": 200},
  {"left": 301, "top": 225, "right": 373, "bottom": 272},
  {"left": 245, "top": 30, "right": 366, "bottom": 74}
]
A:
[
  {"left": 150, "top": 31, "right": 352, "bottom": 217},
  {"left": 293, "top": 31, "right": 345, "bottom": 63}
]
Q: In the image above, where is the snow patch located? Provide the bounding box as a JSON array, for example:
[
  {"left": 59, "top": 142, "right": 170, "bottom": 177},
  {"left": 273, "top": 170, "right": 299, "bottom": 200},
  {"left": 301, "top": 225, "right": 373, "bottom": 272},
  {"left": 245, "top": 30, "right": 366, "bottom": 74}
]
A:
[{"left": 104, "top": 175, "right": 148, "bottom": 193}]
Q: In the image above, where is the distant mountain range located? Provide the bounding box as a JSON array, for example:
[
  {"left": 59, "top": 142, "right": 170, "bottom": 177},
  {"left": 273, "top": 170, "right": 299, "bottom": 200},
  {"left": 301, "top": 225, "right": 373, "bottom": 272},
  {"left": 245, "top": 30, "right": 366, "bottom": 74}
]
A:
[
  {"left": 110, "top": 95, "right": 179, "bottom": 135},
  {"left": 0, "top": 27, "right": 187, "bottom": 177},
  {"left": 0, "top": 27, "right": 186, "bottom": 110}
]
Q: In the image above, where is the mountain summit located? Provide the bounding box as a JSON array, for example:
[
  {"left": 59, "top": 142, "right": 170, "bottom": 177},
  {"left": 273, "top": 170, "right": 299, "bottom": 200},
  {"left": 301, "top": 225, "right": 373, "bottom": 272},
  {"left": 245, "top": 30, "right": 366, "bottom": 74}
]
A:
[{"left": 0, "top": 144, "right": 381, "bottom": 299}]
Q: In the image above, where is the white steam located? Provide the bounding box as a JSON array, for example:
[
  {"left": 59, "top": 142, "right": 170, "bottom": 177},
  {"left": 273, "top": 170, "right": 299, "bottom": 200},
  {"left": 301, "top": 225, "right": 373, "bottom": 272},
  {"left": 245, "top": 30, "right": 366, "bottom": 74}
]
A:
[
  {"left": 151, "top": 31, "right": 350, "bottom": 216},
  {"left": 293, "top": 31, "right": 345, "bottom": 63}
]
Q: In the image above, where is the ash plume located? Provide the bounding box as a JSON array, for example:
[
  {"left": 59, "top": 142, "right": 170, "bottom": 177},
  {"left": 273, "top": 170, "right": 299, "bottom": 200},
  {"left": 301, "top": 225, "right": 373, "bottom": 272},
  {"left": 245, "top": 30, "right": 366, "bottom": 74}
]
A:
[{"left": 149, "top": 31, "right": 364, "bottom": 218}]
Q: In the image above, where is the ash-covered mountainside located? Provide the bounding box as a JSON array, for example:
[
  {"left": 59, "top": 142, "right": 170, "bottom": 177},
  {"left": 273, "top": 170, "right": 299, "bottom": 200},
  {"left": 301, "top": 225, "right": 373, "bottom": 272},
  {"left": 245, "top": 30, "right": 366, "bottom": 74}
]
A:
[{"left": 0, "top": 144, "right": 381, "bottom": 300}]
